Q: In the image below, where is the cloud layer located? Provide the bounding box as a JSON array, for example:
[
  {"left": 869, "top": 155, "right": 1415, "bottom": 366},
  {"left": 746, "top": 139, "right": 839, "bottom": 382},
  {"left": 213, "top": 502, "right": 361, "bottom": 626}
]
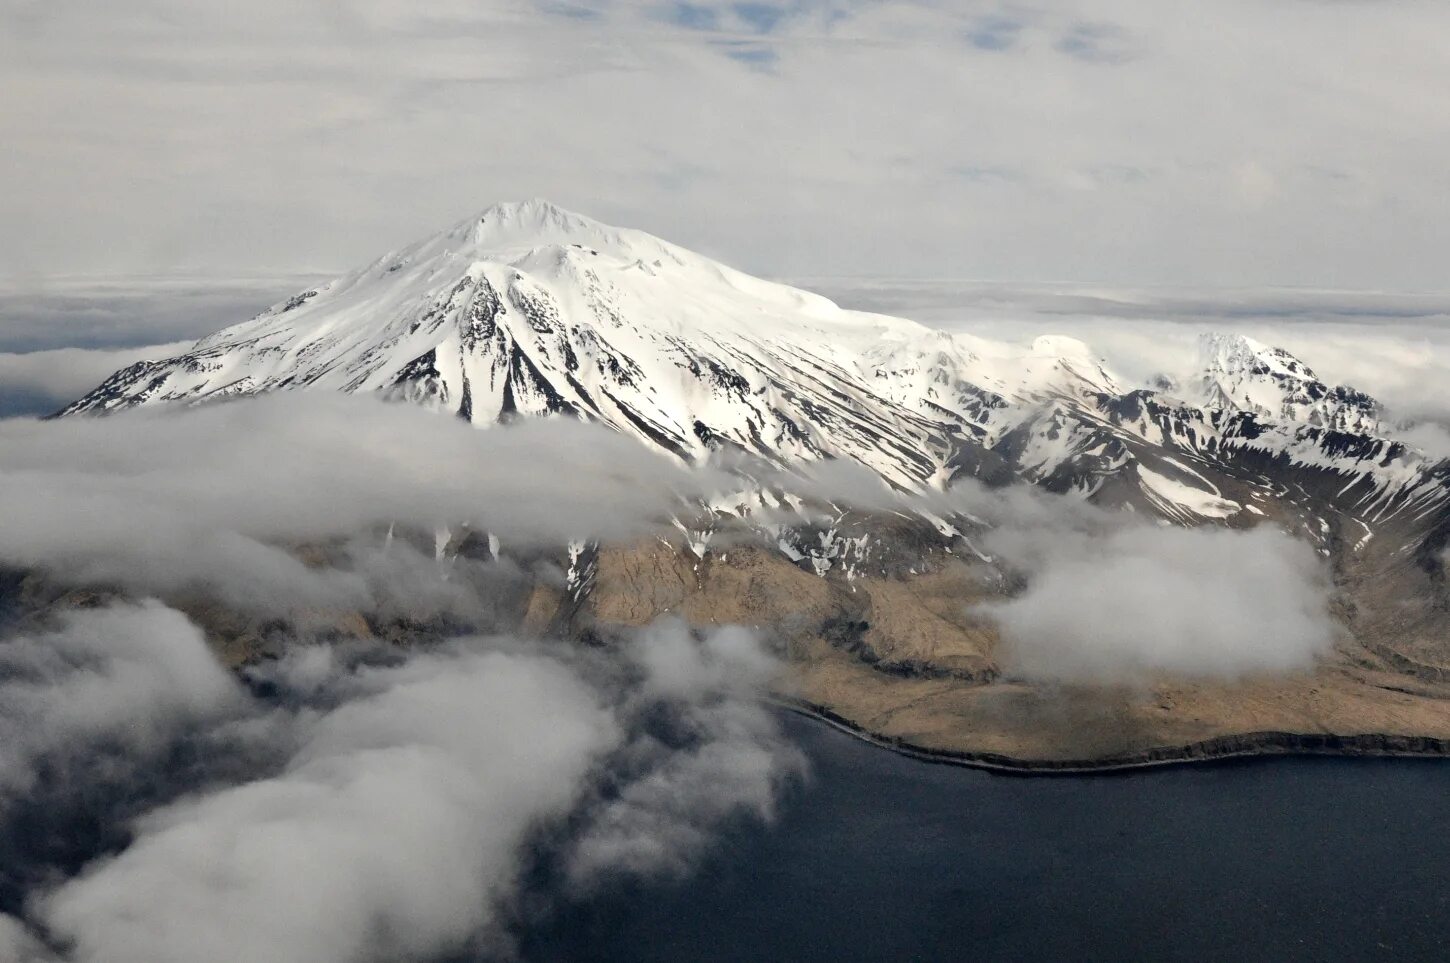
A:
[
  {"left": 5, "top": 1, "right": 1450, "bottom": 287},
  {"left": 0, "top": 393, "right": 722, "bottom": 611},
  {"left": 0, "top": 343, "right": 192, "bottom": 417},
  {"left": 0, "top": 277, "right": 308, "bottom": 352},
  {"left": 0, "top": 391, "right": 1343, "bottom": 683},
  {"left": 810, "top": 278, "right": 1450, "bottom": 430}
]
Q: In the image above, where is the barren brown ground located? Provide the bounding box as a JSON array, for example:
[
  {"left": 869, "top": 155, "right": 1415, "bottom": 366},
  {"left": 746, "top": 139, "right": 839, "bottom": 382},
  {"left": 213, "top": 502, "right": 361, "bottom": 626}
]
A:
[{"left": 579, "top": 539, "right": 1450, "bottom": 767}]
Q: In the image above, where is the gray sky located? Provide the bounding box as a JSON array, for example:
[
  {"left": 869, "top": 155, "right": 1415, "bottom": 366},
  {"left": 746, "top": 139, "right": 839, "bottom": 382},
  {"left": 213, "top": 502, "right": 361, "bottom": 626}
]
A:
[{"left": 4, "top": 0, "right": 1450, "bottom": 287}]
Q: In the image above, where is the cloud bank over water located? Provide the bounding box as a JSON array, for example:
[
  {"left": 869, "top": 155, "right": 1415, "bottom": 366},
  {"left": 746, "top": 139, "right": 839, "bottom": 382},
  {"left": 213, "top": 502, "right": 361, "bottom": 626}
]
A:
[
  {"left": 0, "top": 603, "right": 241, "bottom": 812},
  {"left": 0, "top": 343, "right": 192, "bottom": 418},
  {"left": 0, "top": 606, "right": 800, "bottom": 962},
  {"left": 0, "top": 395, "right": 811, "bottom": 960},
  {"left": 0, "top": 388, "right": 1346, "bottom": 957}
]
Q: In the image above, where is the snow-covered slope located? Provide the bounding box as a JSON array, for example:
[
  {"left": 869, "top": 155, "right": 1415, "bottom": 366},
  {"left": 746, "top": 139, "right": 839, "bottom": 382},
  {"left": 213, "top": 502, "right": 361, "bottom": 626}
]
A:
[
  {"left": 60, "top": 200, "right": 1107, "bottom": 490},
  {"left": 61, "top": 200, "right": 1450, "bottom": 557}
]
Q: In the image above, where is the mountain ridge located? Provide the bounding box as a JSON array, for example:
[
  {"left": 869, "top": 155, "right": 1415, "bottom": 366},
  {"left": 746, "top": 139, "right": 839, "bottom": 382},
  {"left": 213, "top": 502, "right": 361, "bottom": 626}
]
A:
[{"left": 59, "top": 200, "right": 1449, "bottom": 549}]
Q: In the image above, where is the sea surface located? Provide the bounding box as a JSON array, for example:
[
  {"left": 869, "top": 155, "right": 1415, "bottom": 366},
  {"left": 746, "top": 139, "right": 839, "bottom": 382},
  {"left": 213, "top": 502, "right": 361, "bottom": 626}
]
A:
[{"left": 515, "top": 711, "right": 1450, "bottom": 962}]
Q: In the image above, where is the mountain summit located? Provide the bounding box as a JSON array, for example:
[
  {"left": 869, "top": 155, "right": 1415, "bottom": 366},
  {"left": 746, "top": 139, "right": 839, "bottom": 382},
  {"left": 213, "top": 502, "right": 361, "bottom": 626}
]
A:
[
  {"left": 1193, "top": 332, "right": 1382, "bottom": 433},
  {"left": 418, "top": 199, "right": 707, "bottom": 270}
]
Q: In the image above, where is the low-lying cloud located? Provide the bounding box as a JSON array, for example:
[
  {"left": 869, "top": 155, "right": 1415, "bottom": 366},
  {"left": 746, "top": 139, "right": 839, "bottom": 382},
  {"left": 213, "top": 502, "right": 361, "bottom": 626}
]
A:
[
  {"left": 41, "top": 641, "right": 617, "bottom": 963},
  {"left": 0, "top": 603, "right": 242, "bottom": 811},
  {"left": 565, "top": 619, "right": 800, "bottom": 886},
  {"left": 0, "top": 388, "right": 1344, "bottom": 685},
  {"left": 967, "top": 490, "right": 1336, "bottom": 682},
  {"left": 0, "top": 279, "right": 311, "bottom": 353},
  {"left": 0, "top": 393, "right": 726, "bottom": 611},
  {"left": 0, "top": 605, "right": 800, "bottom": 963},
  {"left": 735, "top": 456, "right": 1340, "bottom": 682}
]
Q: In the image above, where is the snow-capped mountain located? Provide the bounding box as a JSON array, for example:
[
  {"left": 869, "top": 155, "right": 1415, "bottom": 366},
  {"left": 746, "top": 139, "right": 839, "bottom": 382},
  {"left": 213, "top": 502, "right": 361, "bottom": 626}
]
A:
[
  {"left": 60, "top": 200, "right": 1115, "bottom": 491},
  {"left": 61, "top": 200, "right": 1449, "bottom": 569}
]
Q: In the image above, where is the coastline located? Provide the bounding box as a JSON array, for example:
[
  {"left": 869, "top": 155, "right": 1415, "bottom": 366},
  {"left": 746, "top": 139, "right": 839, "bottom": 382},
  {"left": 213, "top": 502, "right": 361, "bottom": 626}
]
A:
[{"left": 778, "top": 699, "right": 1450, "bottom": 776}]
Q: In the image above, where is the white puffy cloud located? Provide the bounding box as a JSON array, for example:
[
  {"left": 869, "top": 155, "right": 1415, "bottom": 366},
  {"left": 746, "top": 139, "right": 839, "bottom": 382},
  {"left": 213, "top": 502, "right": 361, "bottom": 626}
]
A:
[
  {"left": 40, "top": 645, "right": 621, "bottom": 963},
  {"left": 0, "top": 608, "right": 800, "bottom": 963},
  {"left": 0, "top": 602, "right": 243, "bottom": 808},
  {"left": 973, "top": 501, "right": 1336, "bottom": 682}
]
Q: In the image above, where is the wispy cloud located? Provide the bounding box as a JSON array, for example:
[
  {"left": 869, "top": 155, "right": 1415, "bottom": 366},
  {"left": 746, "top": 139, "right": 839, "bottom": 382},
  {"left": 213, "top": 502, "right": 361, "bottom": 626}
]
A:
[
  {"left": 732, "top": 2, "right": 789, "bottom": 33},
  {"left": 1055, "top": 20, "right": 1140, "bottom": 64},
  {"left": 653, "top": 1, "right": 721, "bottom": 30},
  {"left": 964, "top": 13, "right": 1025, "bottom": 51},
  {"left": 716, "top": 39, "right": 779, "bottom": 67}
]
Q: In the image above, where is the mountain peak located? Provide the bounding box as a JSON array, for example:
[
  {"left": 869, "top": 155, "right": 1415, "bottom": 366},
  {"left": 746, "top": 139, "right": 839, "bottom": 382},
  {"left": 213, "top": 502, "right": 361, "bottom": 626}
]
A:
[
  {"left": 473, "top": 198, "right": 596, "bottom": 234},
  {"left": 373, "top": 198, "right": 707, "bottom": 279},
  {"left": 1193, "top": 331, "right": 1379, "bottom": 432},
  {"left": 1197, "top": 331, "right": 1317, "bottom": 382},
  {"left": 435, "top": 198, "right": 622, "bottom": 252}
]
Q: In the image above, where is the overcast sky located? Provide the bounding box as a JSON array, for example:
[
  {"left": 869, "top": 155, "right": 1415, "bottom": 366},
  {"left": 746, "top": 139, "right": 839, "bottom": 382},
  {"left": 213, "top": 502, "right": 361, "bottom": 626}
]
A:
[{"left": 4, "top": 0, "right": 1450, "bottom": 287}]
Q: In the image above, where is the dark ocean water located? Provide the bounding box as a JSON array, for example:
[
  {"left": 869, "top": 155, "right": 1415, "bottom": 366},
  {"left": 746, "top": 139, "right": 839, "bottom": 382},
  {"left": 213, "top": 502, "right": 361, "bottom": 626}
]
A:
[{"left": 515, "top": 712, "right": 1450, "bottom": 962}]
